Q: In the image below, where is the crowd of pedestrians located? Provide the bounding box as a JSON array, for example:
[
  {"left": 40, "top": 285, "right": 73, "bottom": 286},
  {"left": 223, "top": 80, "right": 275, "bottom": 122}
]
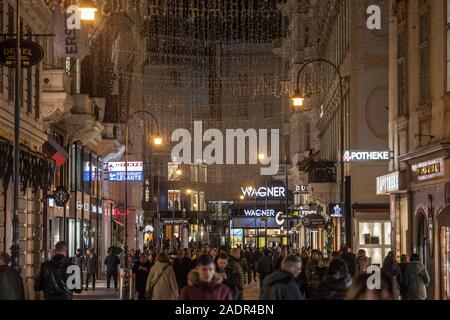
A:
[{"left": 0, "top": 241, "right": 431, "bottom": 301}]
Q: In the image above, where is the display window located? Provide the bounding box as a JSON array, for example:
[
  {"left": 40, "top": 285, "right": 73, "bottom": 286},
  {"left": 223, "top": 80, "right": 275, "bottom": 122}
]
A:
[
  {"left": 358, "top": 221, "right": 391, "bottom": 265},
  {"left": 231, "top": 228, "right": 243, "bottom": 248}
]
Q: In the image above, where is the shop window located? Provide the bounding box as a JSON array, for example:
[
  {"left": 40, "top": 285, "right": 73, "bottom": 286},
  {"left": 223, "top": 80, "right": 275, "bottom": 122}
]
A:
[
  {"left": 358, "top": 221, "right": 391, "bottom": 266},
  {"left": 231, "top": 229, "right": 243, "bottom": 248},
  {"left": 168, "top": 162, "right": 182, "bottom": 181},
  {"left": 168, "top": 190, "right": 181, "bottom": 210}
]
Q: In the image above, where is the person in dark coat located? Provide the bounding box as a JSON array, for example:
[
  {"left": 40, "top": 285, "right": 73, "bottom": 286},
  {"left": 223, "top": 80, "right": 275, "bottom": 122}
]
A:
[
  {"left": 104, "top": 249, "right": 121, "bottom": 290},
  {"left": 381, "top": 251, "right": 402, "bottom": 294},
  {"left": 84, "top": 249, "right": 98, "bottom": 291},
  {"left": 173, "top": 249, "right": 190, "bottom": 291},
  {"left": 399, "top": 254, "right": 409, "bottom": 299},
  {"left": 180, "top": 255, "right": 233, "bottom": 300},
  {"left": 227, "top": 248, "right": 245, "bottom": 300},
  {"left": 0, "top": 252, "right": 24, "bottom": 300},
  {"left": 132, "top": 253, "right": 151, "bottom": 300},
  {"left": 314, "top": 258, "right": 352, "bottom": 300},
  {"left": 261, "top": 255, "right": 304, "bottom": 300},
  {"left": 246, "top": 248, "right": 257, "bottom": 283},
  {"left": 274, "top": 247, "right": 288, "bottom": 270},
  {"left": 34, "top": 241, "right": 81, "bottom": 300},
  {"left": 340, "top": 246, "right": 357, "bottom": 277},
  {"left": 256, "top": 249, "right": 274, "bottom": 288}
]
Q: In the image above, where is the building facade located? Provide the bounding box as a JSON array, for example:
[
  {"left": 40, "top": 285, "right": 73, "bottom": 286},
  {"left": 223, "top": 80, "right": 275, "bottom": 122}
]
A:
[
  {"left": 278, "top": 0, "right": 390, "bottom": 259},
  {"left": 387, "top": 0, "right": 450, "bottom": 300}
]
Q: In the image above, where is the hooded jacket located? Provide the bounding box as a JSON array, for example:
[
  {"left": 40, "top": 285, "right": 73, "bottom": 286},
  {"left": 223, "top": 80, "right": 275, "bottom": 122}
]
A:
[
  {"left": 0, "top": 265, "right": 24, "bottom": 300},
  {"left": 314, "top": 274, "right": 352, "bottom": 300},
  {"left": 35, "top": 254, "right": 81, "bottom": 300},
  {"left": 261, "top": 269, "right": 305, "bottom": 300},
  {"left": 403, "top": 261, "right": 430, "bottom": 300},
  {"left": 145, "top": 261, "right": 178, "bottom": 300},
  {"left": 179, "top": 271, "right": 234, "bottom": 300}
]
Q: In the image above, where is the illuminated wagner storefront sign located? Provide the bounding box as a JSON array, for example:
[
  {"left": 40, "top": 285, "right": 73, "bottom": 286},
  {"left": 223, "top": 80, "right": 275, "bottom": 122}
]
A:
[
  {"left": 240, "top": 186, "right": 286, "bottom": 198},
  {"left": 343, "top": 150, "right": 391, "bottom": 163}
]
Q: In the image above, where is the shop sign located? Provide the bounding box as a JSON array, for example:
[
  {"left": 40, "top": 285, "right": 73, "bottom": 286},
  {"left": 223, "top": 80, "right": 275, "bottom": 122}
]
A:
[
  {"left": 343, "top": 150, "right": 391, "bottom": 163},
  {"left": 298, "top": 205, "right": 318, "bottom": 217},
  {"left": 243, "top": 209, "right": 276, "bottom": 217},
  {"left": 302, "top": 214, "right": 326, "bottom": 229},
  {"left": 161, "top": 219, "right": 188, "bottom": 225},
  {"left": 241, "top": 186, "right": 285, "bottom": 198},
  {"left": 329, "top": 203, "right": 344, "bottom": 218},
  {"left": 295, "top": 185, "right": 309, "bottom": 194},
  {"left": 108, "top": 161, "right": 143, "bottom": 182},
  {"left": 411, "top": 158, "right": 445, "bottom": 181},
  {"left": 0, "top": 39, "right": 44, "bottom": 68},
  {"left": 376, "top": 171, "right": 401, "bottom": 195}
]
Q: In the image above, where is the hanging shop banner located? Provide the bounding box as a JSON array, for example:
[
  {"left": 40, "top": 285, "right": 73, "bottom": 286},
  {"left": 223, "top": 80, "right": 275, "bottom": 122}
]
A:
[
  {"left": 53, "top": 3, "right": 90, "bottom": 59},
  {"left": 108, "top": 161, "right": 143, "bottom": 182},
  {"left": 302, "top": 214, "right": 326, "bottom": 229},
  {"left": 0, "top": 39, "right": 44, "bottom": 68},
  {"left": 343, "top": 150, "right": 391, "bottom": 163},
  {"left": 328, "top": 203, "right": 344, "bottom": 218}
]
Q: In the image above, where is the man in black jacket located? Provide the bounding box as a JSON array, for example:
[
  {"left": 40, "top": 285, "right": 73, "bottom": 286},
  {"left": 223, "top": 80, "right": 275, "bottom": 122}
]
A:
[
  {"left": 34, "top": 241, "right": 81, "bottom": 300},
  {"left": 104, "top": 249, "right": 120, "bottom": 291},
  {"left": 0, "top": 252, "right": 24, "bottom": 300},
  {"left": 256, "top": 249, "right": 273, "bottom": 288},
  {"left": 84, "top": 249, "right": 98, "bottom": 291},
  {"left": 245, "top": 248, "right": 257, "bottom": 283},
  {"left": 261, "top": 254, "right": 304, "bottom": 300},
  {"left": 173, "top": 249, "right": 190, "bottom": 291}
]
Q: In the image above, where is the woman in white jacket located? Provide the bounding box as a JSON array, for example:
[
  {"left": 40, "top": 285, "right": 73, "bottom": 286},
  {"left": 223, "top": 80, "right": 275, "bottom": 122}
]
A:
[{"left": 145, "top": 252, "right": 179, "bottom": 300}]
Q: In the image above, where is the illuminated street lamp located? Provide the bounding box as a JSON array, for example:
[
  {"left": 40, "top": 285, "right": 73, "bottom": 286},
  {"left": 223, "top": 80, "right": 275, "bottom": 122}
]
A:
[
  {"left": 78, "top": 0, "right": 98, "bottom": 21},
  {"left": 176, "top": 169, "right": 182, "bottom": 176},
  {"left": 153, "top": 135, "right": 163, "bottom": 146},
  {"left": 258, "top": 153, "right": 265, "bottom": 161},
  {"left": 291, "top": 89, "right": 304, "bottom": 108},
  {"left": 240, "top": 195, "right": 244, "bottom": 200}
]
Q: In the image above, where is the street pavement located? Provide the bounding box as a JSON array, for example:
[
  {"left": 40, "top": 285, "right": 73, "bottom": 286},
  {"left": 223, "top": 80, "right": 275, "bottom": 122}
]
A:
[
  {"left": 75, "top": 278, "right": 260, "bottom": 300},
  {"left": 74, "top": 280, "right": 120, "bottom": 300}
]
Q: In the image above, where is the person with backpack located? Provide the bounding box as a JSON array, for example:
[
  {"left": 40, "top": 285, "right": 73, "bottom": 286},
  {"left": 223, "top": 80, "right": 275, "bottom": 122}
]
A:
[{"left": 34, "top": 241, "right": 81, "bottom": 300}]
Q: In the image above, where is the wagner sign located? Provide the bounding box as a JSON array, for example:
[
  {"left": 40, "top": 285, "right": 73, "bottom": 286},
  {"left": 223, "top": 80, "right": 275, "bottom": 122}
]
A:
[
  {"left": 343, "top": 150, "right": 390, "bottom": 163},
  {"left": 0, "top": 39, "right": 44, "bottom": 68},
  {"left": 240, "top": 186, "right": 286, "bottom": 198},
  {"left": 242, "top": 209, "right": 276, "bottom": 217}
]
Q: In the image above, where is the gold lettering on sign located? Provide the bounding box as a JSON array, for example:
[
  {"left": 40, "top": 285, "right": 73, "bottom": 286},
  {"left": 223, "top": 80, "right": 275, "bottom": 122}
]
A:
[{"left": 416, "top": 163, "right": 441, "bottom": 177}]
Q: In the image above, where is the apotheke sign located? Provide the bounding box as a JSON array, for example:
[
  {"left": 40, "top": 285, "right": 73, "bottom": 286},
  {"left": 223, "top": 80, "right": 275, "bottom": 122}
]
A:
[{"left": 343, "top": 150, "right": 391, "bottom": 163}]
